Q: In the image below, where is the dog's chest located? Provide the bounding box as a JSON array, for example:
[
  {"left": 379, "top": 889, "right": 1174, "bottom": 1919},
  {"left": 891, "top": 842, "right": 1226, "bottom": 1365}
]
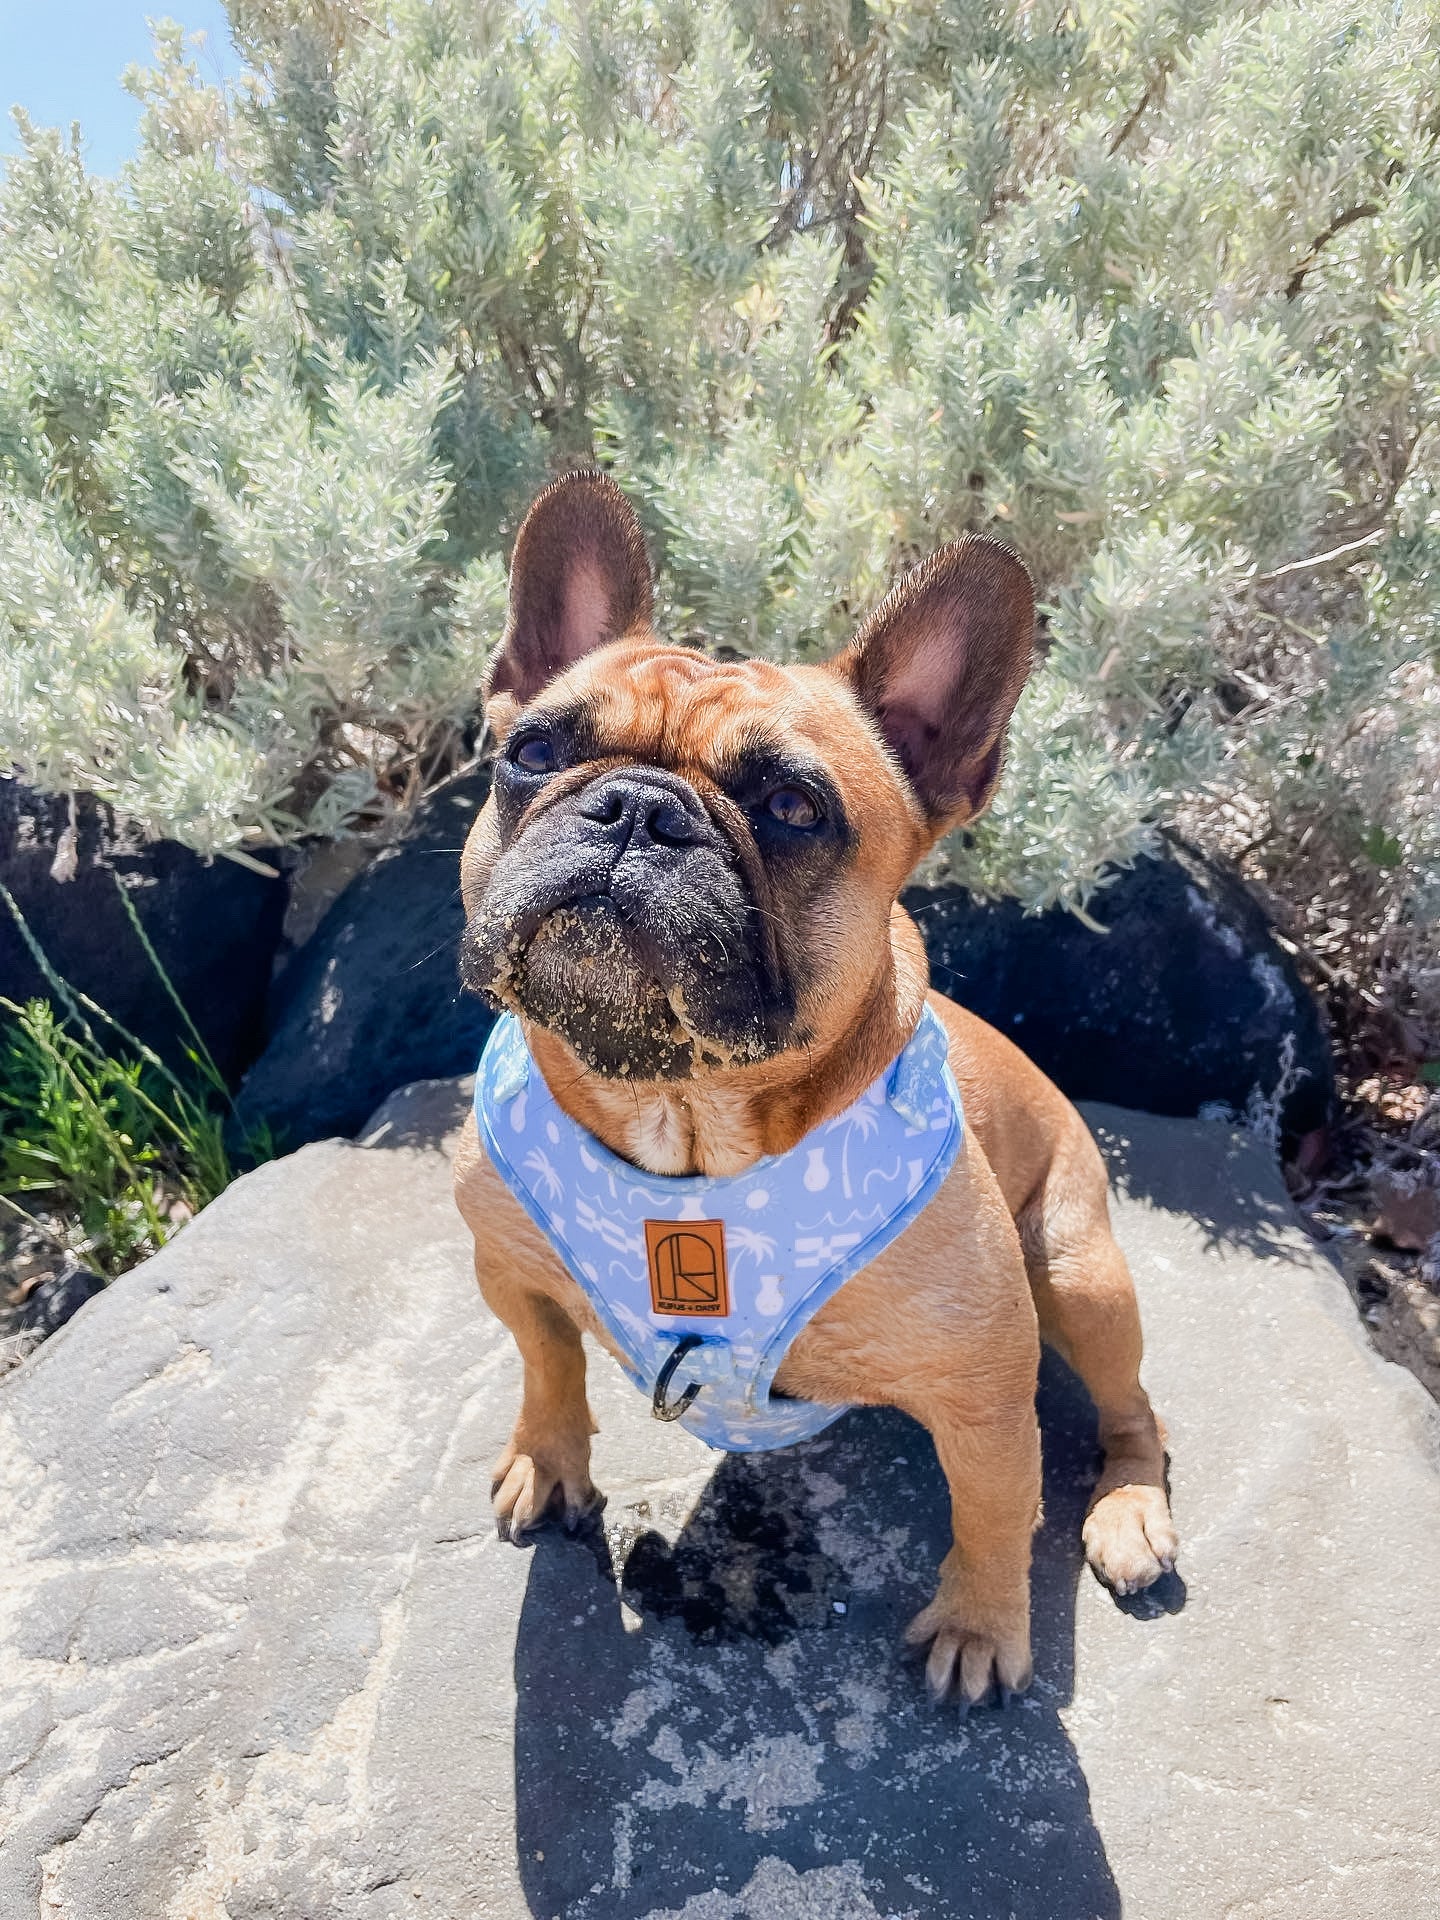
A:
[{"left": 472, "top": 1011, "right": 966, "bottom": 1452}]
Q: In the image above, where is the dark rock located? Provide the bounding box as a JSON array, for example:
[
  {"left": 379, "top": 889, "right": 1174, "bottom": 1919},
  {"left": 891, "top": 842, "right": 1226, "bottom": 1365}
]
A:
[
  {"left": 243, "top": 792, "right": 1331, "bottom": 1151},
  {"left": 0, "top": 780, "right": 287, "bottom": 1084},
  {"left": 235, "top": 767, "right": 495, "bottom": 1146},
  {"left": 13, "top": 1259, "right": 107, "bottom": 1337},
  {"left": 907, "top": 837, "right": 1333, "bottom": 1143}
]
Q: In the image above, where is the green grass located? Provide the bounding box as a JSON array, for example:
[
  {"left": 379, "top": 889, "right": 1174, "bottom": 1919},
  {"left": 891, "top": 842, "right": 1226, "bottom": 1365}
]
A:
[{"left": 0, "top": 878, "right": 272, "bottom": 1279}]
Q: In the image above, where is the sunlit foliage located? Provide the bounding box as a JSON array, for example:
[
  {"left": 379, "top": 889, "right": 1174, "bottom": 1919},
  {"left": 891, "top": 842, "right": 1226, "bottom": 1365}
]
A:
[{"left": 0, "top": 1, "right": 1435, "bottom": 1000}]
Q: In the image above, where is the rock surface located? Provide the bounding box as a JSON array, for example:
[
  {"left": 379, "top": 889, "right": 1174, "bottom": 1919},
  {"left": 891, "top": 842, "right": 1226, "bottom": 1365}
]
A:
[
  {"left": 0, "top": 779, "right": 287, "bottom": 1084},
  {"left": 2, "top": 1083, "right": 1437, "bottom": 1920},
  {"left": 235, "top": 770, "right": 495, "bottom": 1147},
  {"left": 908, "top": 836, "right": 1333, "bottom": 1143}
]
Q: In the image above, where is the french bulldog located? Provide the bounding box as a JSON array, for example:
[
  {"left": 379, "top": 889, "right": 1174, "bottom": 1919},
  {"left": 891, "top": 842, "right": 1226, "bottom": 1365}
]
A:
[{"left": 453, "top": 471, "right": 1177, "bottom": 1705}]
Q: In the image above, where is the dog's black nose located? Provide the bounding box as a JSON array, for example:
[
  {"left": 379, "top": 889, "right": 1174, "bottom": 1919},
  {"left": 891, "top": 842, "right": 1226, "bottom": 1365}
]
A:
[{"left": 577, "top": 772, "right": 708, "bottom": 850}]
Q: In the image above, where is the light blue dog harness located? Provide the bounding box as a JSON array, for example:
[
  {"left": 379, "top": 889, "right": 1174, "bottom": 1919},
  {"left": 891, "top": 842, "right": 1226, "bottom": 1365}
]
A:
[{"left": 474, "top": 1005, "right": 964, "bottom": 1452}]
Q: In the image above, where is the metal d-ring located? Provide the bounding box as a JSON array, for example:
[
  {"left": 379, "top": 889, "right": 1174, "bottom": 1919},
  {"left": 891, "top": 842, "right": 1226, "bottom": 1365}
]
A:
[{"left": 652, "top": 1334, "right": 703, "bottom": 1422}]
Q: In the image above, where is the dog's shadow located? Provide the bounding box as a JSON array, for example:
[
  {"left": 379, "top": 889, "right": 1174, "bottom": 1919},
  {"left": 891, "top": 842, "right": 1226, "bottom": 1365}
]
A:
[{"left": 511, "top": 1352, "right": 1182, "bottom": 1917}]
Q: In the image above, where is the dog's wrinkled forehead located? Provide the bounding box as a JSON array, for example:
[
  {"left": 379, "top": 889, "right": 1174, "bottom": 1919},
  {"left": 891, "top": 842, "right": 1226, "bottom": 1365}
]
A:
[
  {"left": 519, "top": 641, "right": 894, "bottom": 805},
  {"left": 485, "top": 468, "right": 1035, "bottom": 839}
]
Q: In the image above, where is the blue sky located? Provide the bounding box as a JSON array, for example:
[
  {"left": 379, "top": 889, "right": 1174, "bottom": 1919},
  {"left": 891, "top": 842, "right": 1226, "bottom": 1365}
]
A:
[{"left": 0, "top": 2, "right": 239, "bottom": 175}]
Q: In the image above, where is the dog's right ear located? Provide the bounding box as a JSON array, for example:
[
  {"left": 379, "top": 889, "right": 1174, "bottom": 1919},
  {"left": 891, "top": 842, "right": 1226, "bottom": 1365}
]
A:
[{"left": 485, "top": 471, "right": 653, "bottom": 715}]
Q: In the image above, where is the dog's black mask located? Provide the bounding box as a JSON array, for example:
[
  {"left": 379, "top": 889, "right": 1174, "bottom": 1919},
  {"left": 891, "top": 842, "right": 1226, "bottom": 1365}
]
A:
[{"left": 460, "top": 754, "right": 794, "bottom": 1080}]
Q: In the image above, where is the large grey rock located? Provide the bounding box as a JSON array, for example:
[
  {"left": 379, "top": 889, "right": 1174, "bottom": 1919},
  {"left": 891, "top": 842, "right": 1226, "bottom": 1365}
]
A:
[{"left": 2, "top": 1086, "right": 1437, "bottom": 1920}]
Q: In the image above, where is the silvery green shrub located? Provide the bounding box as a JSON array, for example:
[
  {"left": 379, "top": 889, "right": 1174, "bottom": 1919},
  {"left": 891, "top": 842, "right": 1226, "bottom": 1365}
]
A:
[{"left": 0, "top": 0, "right": 1435, "bottom": 995}]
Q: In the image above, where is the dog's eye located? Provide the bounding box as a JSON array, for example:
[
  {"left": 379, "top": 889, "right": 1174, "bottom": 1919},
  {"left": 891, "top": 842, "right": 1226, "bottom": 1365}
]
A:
[
  {"left": 764, "top": 786, "right": 820, "bottom": 829},
  {"left": 511, "top": 735, "right": 558, "bottom": 774}
]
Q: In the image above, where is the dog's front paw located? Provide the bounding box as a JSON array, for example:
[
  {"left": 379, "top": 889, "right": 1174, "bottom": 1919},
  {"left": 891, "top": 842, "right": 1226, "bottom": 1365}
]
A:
[
  {"left": 491, "top": 1441, "right": 601, "bottom": 1542},
  {"left": 1083, "top": 1485, "right": 1178, "bottom": 1596},
  {"left": 905, "top": 1582, "right": 1033, "bottom": 1708}
]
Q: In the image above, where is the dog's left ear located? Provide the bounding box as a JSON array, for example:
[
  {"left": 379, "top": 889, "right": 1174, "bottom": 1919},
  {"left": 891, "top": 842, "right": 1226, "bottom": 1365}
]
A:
[
  {"left": 832, "top": 536, "right": 1035, "bottom": 829},
  {"left": 486, "top": 470, "right": 653, "bottom": 711}
]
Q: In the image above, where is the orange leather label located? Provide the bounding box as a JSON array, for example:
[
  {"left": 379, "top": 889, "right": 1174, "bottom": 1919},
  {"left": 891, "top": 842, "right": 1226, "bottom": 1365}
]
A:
[{"left": 645, "top": 1219, "right": 730, "bottom": 1317}]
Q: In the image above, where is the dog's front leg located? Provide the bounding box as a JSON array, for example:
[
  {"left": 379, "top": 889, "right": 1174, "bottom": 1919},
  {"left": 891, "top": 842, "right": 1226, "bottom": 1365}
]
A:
[
  {"left": 475, "top": 1261, "right": 600, "bottom": 1539},
  {"left": 905, "top": 1403, "right": 1042, "bottom": 1706}
]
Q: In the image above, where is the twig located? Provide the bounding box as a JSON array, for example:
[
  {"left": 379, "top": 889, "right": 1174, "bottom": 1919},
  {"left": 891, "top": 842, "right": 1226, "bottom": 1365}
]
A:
[
  {"left": 218, "top": 845, "right": 283, "bottom": 878},
  {"left": 1107, "top": 63, "right": 1170, "bottom": 157},
  {"left": 1285, "top": 200, "right": 1383, "bottom": 300},
  {"left": 1270, "top": 930, "right": 1384, "bottom": 1007},
  {"left": 1254, "top": 526, "right": 1386, "bottom": 585}
]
